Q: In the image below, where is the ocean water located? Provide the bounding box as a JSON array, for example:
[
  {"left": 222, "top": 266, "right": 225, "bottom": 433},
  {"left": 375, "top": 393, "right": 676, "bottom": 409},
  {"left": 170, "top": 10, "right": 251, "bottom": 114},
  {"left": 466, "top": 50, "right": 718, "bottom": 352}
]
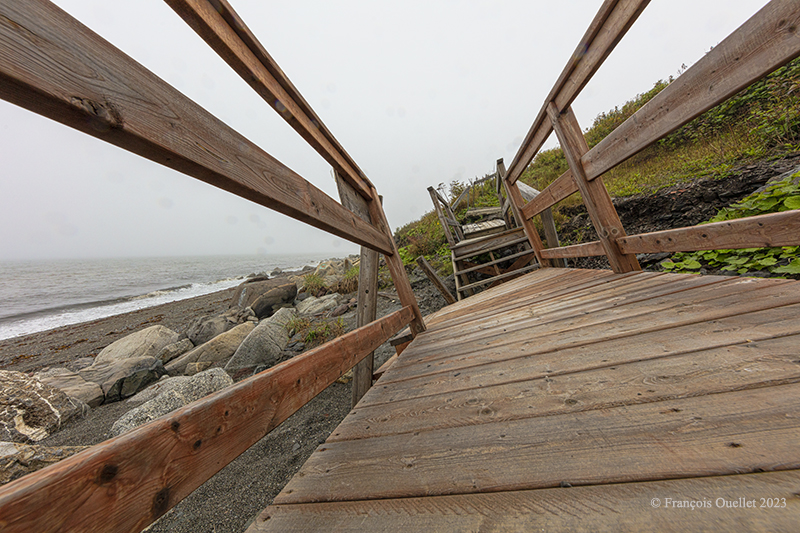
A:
[{"left": 0, "top": 254, "right": 332, "bottom": 340}]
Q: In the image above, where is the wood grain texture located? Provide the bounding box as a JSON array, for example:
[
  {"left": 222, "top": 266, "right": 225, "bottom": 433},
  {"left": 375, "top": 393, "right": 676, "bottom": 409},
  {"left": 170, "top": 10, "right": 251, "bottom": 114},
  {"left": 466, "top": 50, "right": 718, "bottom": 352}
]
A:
[
  {"left": 548, "top": 104, "right": 640, "bottom": 272},
  {"left": 0, "top": 307, "right": 413, "bottom": 533},
  {"left": 540, "top": 240, "right": 605, "bottom": 258},
  {"left": 505, "top": 0, "right": 650, "bottom": 185},
  {"left": 275, "top": 383, "right": 800, "bottom": 503},
  {"left": 370, "top": 302, "right": 800, "bottom": 406},
  {"left": 520, "top": 168, "right": 579, "bottom": 219},
  {"left": 499, "top": 160, "right": 549, "bottom": 267},
  {"left": 582, "top": 0, "right": 800, "bottom": 181},
  {"left": 452, "top": 228, "right": 529, "bottom": 260},
  {"left": 515, "top": 180, "right": 564, "bottom": 266},
  {"left": 166, "top": 0, "right": 373, "bottom": 199},
  {"left": 416, "top": 256, "right": 457, "bottom": 305},
  {"left": 331, "top": 334, "right": 800, "bottom": 441},
  {"left": 335, "top": 172, "right": 379, "bottom": 406},
  {"left": 383, "top": 277, "right": 796, "bottom": 383},
  {"left": 0, "top": 0, "right": 393, "bottom": 255},
  {"left": 252, "top": 470, "right": 800, "bottom": 532},
  {"left": 617, "top": 210, "right": 800, "bottom": 254}
]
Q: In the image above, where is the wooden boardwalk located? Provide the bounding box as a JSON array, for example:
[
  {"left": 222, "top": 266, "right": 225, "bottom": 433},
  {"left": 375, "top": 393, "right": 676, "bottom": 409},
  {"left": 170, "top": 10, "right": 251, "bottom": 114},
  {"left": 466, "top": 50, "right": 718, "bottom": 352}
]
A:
[{"left": 250, "top": 268, "right": 800, "bottom": 531}]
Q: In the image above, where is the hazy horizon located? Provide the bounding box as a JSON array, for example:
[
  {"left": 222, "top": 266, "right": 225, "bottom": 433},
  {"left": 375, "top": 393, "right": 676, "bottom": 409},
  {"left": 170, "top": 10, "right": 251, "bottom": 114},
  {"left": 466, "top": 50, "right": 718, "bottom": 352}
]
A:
[{"left": 0, "top": 1, "right": 770, "bottom": 261}]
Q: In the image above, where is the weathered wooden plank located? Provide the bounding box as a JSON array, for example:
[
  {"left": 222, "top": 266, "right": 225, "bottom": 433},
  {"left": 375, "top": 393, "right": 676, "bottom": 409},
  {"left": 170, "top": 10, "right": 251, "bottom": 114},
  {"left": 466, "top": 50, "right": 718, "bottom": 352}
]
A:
[
  {"left": 454, "top": 248, "right": 535, "bottom": 275},
  {"left": 332, "top": 334, "right": 800, "bottom": 441},
  {"left": 385, "top": 277, "right": 795, "bottom": 382},
  {"left": 335, "top": 172, "right": 379, "bottom": 406},
  {"left": 0, "top": 306, "right": 414, "bottom": 533},
  {"left": 416, "top": 256, "right": 457, "bottom": 305},
  {"left": 457, "top": 263, "right": 540, "bottom": 293},
  {"left": 275, "top": 383, "right": 800, "bottom": 503},
  {"left": 548, "top": 104, "right": 640, "bottom": 272},
  {"left": 452, "top": 228, "right": 531, "bottom": 260},
  {"left": 428, "top": 187, "right": 458, "bottom": 247},
  {"left": 617, "top": 210, "right": 800, "bottom": 254},
  {"left": 424, "top": 269, "right": 620, "bottom": 330},
  {"left": 368, "top": 187, "right": 426, "bottom": 337},
  {"left": 423, "top": 269, "right": 612, "bottom": 329},
  {"left": 368, "top": 302, "right": 800, "bottom": 405},
  {"left": 540, "top": 240, "right": 605, "bottom": 258},
  {"left": 505, "top": 0, "right": 650, "bottom": 185},
  {"left": 251, "top": 470, "right": 800, "bottom": 532},
  {"left": 520, "top": 169, "right": 579, "bottom": 219},
  {"left": 583, "top": 0, "right": 800, "bottom": 181},
  {"left": 399, "top": 273, "right": 752, "bottom": 362},
  {"left": 499, "top": 159, "right": 549, "bottom": 267},
  {"left": 166, "top": 0, "right": 373, "bottom": 199},
  {"left": 392, "top": 271, "right": 696, "bottom": 358},
  {"left": 0, "top": 0, "right": 393, "bottom": 255}
]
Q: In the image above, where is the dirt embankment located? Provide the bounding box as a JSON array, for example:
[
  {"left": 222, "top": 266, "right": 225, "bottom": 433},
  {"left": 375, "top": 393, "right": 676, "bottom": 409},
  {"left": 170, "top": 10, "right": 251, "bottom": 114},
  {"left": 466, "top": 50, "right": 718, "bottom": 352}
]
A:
[{"left": 557, "top": 153, "right": 800, "bottom": 270}]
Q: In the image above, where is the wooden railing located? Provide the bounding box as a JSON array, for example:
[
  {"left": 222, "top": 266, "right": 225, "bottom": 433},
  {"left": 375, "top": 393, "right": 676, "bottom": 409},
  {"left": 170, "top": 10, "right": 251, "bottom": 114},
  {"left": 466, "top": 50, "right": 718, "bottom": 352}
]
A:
[
  {"left": 0, "top": 0, "right": 424, "bottom": 529},
  {"left": 502, "top": 0, "right": 800, "bottom": 273}
]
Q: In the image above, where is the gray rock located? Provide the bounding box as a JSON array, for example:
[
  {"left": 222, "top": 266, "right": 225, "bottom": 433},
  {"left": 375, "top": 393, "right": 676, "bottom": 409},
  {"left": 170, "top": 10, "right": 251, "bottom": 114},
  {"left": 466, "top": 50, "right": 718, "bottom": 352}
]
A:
[
  {"left": 230, "top": 278, "right": 297, "bottom": 313},
  {"left": 250, "top": 282, "right": 298, "bottom": 319},
  {"left": 0, "top": 441, "right": 89, "bottom": 485},
  {"left": 185, "top": 361, "right": 213, "bottom": 376},
  {"left": 126, "top": 375, "right": 191, "bottom": 404},
  {"left": 296, "top": 293, "right": 342, "bottom": 316},
  {"left": 94, "top": 325, "right": 179, "bottom": 365},
  {"left": 330, "top": 303, "right": 350, "bottom": 317},
  {"left": 165, "top": 322, "right": 255, "bottom": 375},
  {"left": 225, "top": 308, "right": 296, "bottom": 374},
  {"left": 110, "top": 369, "right": 233, "bottom": 437},
  {"left": 185, "top": 315, "right": 233, "bottom": 346},
  {"left": 0, "top": 371, "right": 88, "bottom": 443},
  {"left": 79, "top": 357, "right": 165, "bottom": 403},
  {"left": 156, "top": 339, "right": 195, "bottom": 364},
  {"left": 35, "top": 367, "right": 104, "bottom": 408}
]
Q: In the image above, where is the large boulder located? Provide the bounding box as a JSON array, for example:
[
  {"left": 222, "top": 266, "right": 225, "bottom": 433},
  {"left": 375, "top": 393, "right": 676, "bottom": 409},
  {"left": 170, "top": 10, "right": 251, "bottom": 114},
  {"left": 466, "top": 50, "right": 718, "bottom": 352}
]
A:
[
  {"left": 230, "top": 278, "right": 297, "bottom": 316},
  {"left": 1, "top": 441, "right": 89, "bottom": 485},
  {"left": 156, "top": 339, "right": 195, "bottom": 364},
  {"left": 35, "top": 368, "right": 104, "bottom": 408},
  {"left": 0, "top": 371, "right": 88, "bottom": 443},
  {"left": 126, "top": 376, "right": 191, "bottom": 404},
  {"left": 94, "top": 325, "right": 180, "bottom": 365},
  {"left": 110, "top": 369, "right": 233, "bottom": 437},
  {"left": 225, "top": 307, "right": 296, "bottom": 374},
  {"left": 165, "top": 322, "right": 254, "bottom": 375},
  {"left": 79, "top": 357, "right": 165, "bottom": 404},
  {"left": 250, "top": 282, "right": 297, "bottom": 319},
  {"left": 185, "top": 315, "right": 232, "bottom": 346},
  {"left": 296, "top": 293, "right": 342, "bottom": 316}
]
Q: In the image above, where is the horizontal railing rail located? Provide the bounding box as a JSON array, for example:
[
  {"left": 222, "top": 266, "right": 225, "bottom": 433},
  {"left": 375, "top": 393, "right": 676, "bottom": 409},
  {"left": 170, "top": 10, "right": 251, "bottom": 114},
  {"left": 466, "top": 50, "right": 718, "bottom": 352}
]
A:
[
  {"left": 503, "top": 0, "right": 800, "bottom": 269},
  {"left": 0, "top": 307, "right": 414, "bottom": 533},
  {"left": 0, "top": 0, "right": 392, "bottom": 254}
]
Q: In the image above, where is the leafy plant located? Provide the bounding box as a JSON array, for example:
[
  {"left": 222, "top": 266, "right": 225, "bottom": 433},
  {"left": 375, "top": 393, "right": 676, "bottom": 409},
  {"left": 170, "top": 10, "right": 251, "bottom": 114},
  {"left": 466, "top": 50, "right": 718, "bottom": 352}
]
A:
[
  {"left": 285, "top": 316, "right": 346, "bottom": 348},
  {"left": 660, "top": 171, "right": 800, "bottom": 277}
]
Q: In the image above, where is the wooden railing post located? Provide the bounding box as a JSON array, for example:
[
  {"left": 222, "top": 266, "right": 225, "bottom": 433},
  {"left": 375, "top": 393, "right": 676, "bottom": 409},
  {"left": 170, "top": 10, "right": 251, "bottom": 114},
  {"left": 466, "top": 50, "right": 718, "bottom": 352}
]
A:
[
  {"left": 546, "top": 104, "right": 640, "bottom": 273},
  {"left": 516, "top": 181, "right": 568, "bottom": 268},
  {"left": 335, "top": 172, "right": 381, "bottom": 406},
  {"left": 366, "top": 186, "right": 427, "bottom": 338},
  {"left": 498, "top": 159, "right": 550, "bottom": 268}
]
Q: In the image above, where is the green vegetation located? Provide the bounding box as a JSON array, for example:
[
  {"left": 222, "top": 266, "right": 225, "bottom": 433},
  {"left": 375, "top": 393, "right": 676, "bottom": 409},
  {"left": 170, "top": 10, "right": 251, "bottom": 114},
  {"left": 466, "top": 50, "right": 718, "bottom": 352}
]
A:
[
  {"left": 661, "top": 171, "right": 800, "bottom": 277},
  {"left": 285, "top": 316, "right": 346, "bottom": 348},
  {"left": 395, "top": 57, "right": 800, "bottom": 276},
  {"left": 300, "top": 273, "right": 327, "bottom": 297}
]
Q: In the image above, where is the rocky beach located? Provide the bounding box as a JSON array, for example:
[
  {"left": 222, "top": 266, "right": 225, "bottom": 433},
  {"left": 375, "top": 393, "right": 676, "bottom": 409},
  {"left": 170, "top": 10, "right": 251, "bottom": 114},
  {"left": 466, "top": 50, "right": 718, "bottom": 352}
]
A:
[{"left": 0, "top": 257, "right": 452, "bottom": 532}]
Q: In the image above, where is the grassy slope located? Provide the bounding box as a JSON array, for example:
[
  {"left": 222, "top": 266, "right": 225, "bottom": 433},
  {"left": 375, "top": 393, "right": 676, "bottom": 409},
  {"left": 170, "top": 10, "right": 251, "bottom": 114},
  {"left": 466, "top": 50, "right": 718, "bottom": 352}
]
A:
[{"left": 395, "top": 57, "right": 800, "bottom": 275}]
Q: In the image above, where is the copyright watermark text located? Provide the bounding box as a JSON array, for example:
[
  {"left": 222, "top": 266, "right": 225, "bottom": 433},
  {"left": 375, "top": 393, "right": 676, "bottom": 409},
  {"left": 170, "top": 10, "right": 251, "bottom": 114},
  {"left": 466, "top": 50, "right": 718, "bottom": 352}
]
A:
[{"left": 650, "top": 497, "right": 787, "bottom": 510}]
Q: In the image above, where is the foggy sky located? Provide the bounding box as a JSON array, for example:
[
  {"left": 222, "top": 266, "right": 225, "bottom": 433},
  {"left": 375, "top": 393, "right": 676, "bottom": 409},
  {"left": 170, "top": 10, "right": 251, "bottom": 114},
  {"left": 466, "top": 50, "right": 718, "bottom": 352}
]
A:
[{"left": 0, "top": 1, "right": 770, "bottom": 260}]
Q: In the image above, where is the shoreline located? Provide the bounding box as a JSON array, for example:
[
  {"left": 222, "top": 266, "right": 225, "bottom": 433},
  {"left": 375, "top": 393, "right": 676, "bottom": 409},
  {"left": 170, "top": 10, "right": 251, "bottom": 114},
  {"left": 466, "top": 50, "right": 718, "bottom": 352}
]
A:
[{"left": 0, "top": 286, "right": 237, "bottom": 374}]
